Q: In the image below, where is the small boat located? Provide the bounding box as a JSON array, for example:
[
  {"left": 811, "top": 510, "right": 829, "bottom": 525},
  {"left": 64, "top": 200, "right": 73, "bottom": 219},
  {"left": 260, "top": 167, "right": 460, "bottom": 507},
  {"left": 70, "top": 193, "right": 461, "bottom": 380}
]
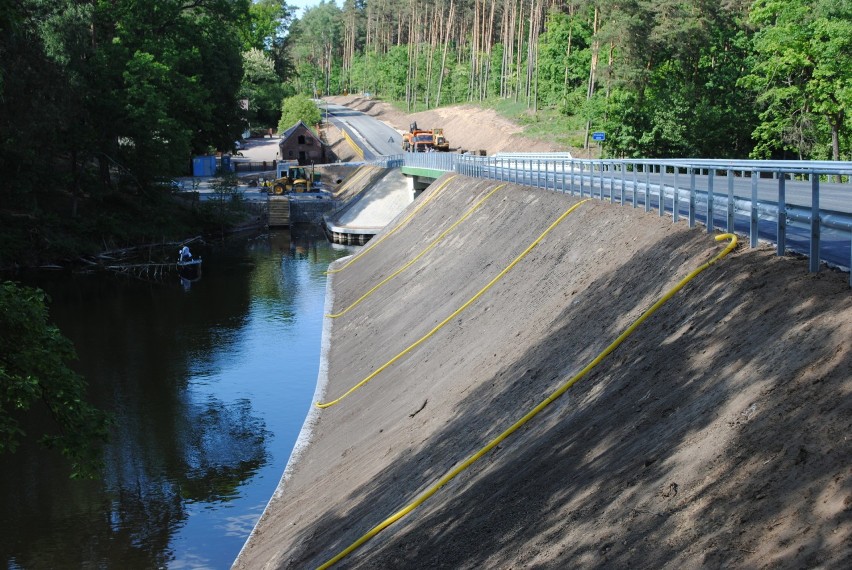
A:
[{"left": 176, "top": 257, "right": 202, "bottom": 281}]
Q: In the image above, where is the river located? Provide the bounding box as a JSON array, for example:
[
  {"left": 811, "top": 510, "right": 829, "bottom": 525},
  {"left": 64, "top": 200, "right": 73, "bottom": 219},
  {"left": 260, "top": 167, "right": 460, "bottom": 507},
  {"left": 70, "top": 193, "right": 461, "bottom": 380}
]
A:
[{"left": 0, "top": 228, "right": 352, "bottom": 569}]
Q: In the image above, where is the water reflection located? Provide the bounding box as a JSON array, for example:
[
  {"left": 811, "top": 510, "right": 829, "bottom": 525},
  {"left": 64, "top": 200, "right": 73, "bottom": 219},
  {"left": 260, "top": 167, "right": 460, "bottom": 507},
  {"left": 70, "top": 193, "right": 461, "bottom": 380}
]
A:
[{"left": 0, "top": 227, "right": 353, "bottom": 569}]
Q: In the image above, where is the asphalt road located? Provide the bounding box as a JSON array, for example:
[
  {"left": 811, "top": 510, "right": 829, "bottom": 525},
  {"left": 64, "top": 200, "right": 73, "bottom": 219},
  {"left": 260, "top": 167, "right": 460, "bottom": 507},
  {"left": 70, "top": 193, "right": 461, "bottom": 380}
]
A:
[{"left": 321, "top": 102, "right": 401, "bottom": 159}]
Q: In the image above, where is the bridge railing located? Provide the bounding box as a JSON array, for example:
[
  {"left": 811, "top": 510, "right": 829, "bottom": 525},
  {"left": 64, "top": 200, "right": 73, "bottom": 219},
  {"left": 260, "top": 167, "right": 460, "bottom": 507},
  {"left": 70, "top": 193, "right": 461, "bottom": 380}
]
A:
[
  {"left": 367, "top": 153, "right": 852, "bottom": 284},
  {"left": 391, "top": 151, "right": 456, "bottom": 171}
]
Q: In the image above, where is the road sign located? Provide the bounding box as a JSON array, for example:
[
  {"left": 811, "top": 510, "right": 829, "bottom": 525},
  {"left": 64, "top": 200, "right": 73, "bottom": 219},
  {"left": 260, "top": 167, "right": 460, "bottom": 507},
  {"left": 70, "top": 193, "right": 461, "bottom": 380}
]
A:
[{"left": 592, "top": 131, "right": 606, "bottom": 141}]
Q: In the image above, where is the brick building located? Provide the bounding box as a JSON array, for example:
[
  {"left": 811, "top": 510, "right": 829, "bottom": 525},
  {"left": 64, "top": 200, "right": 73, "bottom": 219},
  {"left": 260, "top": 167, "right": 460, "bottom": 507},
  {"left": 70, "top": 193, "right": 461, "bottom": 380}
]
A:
[{"left": 278, "top": 121, "right": 327, "bottom": 165}]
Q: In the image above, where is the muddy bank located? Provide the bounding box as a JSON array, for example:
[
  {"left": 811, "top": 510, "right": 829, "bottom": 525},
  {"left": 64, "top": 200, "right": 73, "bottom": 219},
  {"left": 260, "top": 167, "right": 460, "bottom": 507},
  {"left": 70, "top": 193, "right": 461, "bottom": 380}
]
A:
[{"left": 235, "top": 174, "right": 851, "bottom": 569}]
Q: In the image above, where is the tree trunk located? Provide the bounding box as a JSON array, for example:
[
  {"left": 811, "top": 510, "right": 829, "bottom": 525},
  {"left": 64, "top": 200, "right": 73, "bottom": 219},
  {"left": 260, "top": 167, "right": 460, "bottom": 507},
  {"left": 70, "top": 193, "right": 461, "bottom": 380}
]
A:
[
  {"left": 435, "top": 0, "right": 454, "bottom": 108},
  {"left": 515, "top": 1, "right": 524, "bottom": 103},
  {"left": 830, "top": 112, "right": 843, "bottom": 181},
  {"left": 583, "top": 5, "right": 599, "bottom": 151}
]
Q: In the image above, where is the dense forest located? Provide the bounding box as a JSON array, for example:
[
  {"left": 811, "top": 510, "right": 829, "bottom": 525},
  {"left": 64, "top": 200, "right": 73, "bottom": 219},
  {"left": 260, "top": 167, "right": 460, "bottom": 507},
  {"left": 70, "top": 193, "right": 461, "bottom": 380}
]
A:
[
  {"left": 1, "top": 0, "right": 849, "bottom": 203},
  {"left": 291, "top": 0, "right": 850, "bottom": 160},
  {"left": 0, "top": 0, "right": 296, "bottom": 267}
]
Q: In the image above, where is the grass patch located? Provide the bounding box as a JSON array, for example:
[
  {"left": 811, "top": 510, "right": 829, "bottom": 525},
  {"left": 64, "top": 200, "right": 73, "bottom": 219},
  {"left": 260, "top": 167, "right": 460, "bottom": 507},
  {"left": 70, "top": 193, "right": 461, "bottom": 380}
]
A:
[{"left": 488, "top": 99, "right": 587, "bottom": 151}]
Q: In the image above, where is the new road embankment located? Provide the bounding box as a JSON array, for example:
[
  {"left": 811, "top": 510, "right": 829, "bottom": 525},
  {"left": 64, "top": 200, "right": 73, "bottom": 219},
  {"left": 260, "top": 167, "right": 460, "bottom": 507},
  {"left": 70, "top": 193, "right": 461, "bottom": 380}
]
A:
[{"left": 235, "top": 174, "right": 851, "bottom": 569}]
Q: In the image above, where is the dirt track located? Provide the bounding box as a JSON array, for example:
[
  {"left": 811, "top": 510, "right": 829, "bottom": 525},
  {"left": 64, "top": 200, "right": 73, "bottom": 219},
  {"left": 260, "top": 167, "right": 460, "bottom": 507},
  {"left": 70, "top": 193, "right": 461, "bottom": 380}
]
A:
[{"left": 235, "top": 173, "right": 851, "bottom": 569}]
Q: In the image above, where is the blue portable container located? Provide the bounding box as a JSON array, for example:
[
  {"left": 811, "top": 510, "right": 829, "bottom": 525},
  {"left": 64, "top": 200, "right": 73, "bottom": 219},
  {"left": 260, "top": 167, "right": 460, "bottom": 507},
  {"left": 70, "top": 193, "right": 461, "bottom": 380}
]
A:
[{"left": 192, "top": 156, "right": 216, "bottom": 177}]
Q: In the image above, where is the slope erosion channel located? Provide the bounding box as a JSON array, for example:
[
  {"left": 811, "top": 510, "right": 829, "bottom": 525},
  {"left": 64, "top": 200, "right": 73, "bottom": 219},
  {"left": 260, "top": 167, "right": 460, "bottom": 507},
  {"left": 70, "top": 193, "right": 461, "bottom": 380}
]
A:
[{"left": 236, "top": 174, "right": 851, "bottom": 569}]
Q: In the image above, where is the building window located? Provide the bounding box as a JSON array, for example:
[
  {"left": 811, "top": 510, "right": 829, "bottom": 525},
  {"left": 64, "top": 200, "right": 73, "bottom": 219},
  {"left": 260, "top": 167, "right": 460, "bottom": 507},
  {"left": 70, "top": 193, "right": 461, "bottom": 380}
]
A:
[{"left": 298, "top": 135, "right": 305, "bottom": 144}]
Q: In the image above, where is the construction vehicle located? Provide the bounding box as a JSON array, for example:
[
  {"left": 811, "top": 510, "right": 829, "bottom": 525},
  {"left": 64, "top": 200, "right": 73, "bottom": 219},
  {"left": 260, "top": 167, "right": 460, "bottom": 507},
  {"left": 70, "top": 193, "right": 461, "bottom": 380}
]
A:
[
  {"left": 268, "top": 161, "right": 321, "bottom": 195},
  {"left": 401, "top": 122, "right": 450, "bottom": 152}
]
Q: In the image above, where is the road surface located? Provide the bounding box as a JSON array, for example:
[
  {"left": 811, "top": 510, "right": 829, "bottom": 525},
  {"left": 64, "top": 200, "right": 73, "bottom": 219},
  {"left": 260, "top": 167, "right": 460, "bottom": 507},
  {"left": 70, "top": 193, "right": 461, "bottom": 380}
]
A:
[{"left": 321, "top": 102, "right": 401, "bottom": 159}]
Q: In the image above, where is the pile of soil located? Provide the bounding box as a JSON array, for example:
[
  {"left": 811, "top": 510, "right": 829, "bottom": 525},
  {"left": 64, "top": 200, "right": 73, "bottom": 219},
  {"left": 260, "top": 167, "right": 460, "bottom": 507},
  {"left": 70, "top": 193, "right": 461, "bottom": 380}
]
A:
[{"left": 235, "top": 174, "right": 852, "bottom": 569}]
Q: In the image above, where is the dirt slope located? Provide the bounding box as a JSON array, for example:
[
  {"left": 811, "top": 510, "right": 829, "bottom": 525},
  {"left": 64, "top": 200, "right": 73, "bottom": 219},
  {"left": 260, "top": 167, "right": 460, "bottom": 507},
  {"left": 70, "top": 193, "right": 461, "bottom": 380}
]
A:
[
  {"left": 235, "top": 174, "right": 851, "bottom": 569},
  {"left": 325, "top": 96, "right": 568, "bottom": 156}
]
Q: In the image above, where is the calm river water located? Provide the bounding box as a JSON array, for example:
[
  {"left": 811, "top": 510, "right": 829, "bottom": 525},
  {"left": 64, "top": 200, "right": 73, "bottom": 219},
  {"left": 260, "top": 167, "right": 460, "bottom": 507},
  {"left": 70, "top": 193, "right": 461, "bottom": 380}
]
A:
[{"left": 0, "top": 228, "right": 353, "bottom": 569}]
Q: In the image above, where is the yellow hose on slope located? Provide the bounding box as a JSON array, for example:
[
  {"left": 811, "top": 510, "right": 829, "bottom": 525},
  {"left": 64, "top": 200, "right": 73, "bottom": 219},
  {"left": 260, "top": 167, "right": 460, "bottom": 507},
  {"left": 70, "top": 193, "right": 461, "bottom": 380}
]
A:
[
  {"left": 326, "top": 175, "right": 457, "bottom": 275},
  {"left": 316, "top": 233, "right": 738, "bottom": 569},
  {"left": 316, "top": 199, "right": 590, "bottom": 409},
  {"left": 326, "top": 183, "right": 507, "bottom": 318}
]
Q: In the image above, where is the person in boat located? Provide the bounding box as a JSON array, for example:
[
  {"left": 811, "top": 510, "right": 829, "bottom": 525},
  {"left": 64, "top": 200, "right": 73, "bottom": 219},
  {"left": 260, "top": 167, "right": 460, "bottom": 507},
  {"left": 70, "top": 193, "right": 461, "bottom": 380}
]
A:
[{"left": 179, "top": 246, "right": 193, "bottom": 263}]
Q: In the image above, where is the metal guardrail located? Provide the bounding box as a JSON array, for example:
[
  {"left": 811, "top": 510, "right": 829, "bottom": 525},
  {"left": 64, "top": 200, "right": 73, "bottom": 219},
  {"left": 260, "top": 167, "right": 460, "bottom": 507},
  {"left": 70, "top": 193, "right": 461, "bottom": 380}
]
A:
[
  {"left": 493, "top": 152, "right": 574, "bottom": 160},
  {"left": 369, "top": 153, "right": 852, "bottom": 285},
  {"left": 392, "top": 151, "right": 456, "bottom": 171}
]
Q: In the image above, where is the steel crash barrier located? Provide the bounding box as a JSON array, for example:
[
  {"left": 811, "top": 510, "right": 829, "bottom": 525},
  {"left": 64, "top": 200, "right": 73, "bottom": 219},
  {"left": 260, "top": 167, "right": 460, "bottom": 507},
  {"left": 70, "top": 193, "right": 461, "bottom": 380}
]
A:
[{"left": 376, "top": 153, "right": 852, "bottom": 286}]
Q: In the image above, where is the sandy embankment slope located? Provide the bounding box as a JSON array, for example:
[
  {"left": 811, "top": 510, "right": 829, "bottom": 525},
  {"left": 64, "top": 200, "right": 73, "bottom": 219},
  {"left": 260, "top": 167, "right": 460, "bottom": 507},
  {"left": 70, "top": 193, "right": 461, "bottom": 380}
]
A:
[{"left": 235, "top": 174, "right": 851, "bottom": 569}]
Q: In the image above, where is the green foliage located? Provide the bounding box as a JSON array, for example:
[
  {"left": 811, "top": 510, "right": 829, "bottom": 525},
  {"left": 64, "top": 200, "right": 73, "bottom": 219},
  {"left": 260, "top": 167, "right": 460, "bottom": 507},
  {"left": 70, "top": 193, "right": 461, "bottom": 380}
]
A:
[
  {"left": 277, "top": 94, "right": 322, "bottom": 132},
  {"left": 288, "top": 1, "right": 343, "bottom": 96},
  {"left": 740, "top": 0, "right": 851, "bottom": 159},
  {"left": 0, "top": 281, "right": 111, "bottom": 478},
  {"left": 241, "top": 48, "right": 286, "bottom": 128},
  {"left": 1, "top": 0, "right": 250, "bottom": 210},
  {"left": 239, "top": 0, "right": 296, "bottom": 53}
]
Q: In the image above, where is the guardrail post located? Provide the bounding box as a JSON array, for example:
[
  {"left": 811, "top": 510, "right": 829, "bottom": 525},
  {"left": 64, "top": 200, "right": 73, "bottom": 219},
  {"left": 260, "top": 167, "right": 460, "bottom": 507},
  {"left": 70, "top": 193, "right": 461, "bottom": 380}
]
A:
[
  {"left": 598, "top": 161, "right": 605, "bottom": 200},
  {"left": 777, "top": 175, "right": 786, "bottom": 256},
  {"left": 750, "top": 172, "right": 759, "bottom": 248},
  {"left": 689, "top": 168, "right": 696, "bottom": 228},
  {"left": 673, "top": 168, "right": 680, "bottom": 223},
  {"left": 589, "top": 161, "right": 594, "bottom": 198},
  {"left": 659, "top": 166, "right": 665, "bottom": 216},
  {"left": 569, "top": 160, "right": 575, "bottom": 194},
  {"left": 546, "top": 160, "right": 550, "bottom": 191},
  {"left": 609, "top": 163, "right": 615, "bottom": 204},
  {"left": 644, "top": 165, "right": 651, "bottom": 212},
  {"left": 809, "top": 175, "right": 820, "bottom": 273},
  {"left": 707, "top": 169, "right": 715, "bottom": 233},
  {"left": 632, "top": 164, "right": 638, "bottom": 208},
  {"left": 579, "top": 161, "right": 585, "bottom": 197},
  {"left": 727, "top": 169, "right": 735, "bottom": 232},
  {"left": 620, "top": 163, "right": 626, "bottom": 205}
]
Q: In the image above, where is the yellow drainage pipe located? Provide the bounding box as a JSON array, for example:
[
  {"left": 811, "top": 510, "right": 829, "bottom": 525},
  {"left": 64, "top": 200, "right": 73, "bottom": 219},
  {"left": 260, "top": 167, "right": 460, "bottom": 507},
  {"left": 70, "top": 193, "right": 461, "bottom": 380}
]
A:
[
  {"left": 315, "top": 199, "right": 590, "bottom": 409},
  {"left": 316, "top": 233, "right": 738, "bottom": 570},
  {"left": 326, "top": 183, "right": 507, "bottom": 319},
  {"left": 326, "top": 175, "right": 457, "bottom": 275}
]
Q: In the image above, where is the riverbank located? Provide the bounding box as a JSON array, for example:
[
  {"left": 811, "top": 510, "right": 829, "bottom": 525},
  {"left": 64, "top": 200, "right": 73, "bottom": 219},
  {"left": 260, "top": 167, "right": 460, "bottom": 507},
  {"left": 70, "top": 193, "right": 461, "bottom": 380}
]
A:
[{"left": 235, "top": 174, "right": 851, "bottom": 568}]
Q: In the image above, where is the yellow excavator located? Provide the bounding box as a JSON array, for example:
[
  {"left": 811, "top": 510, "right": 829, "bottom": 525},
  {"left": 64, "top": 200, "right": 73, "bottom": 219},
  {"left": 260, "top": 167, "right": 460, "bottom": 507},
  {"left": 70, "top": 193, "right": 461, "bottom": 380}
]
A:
[{"left": 269, "top": 161, "right": 319, "bottom": 195}]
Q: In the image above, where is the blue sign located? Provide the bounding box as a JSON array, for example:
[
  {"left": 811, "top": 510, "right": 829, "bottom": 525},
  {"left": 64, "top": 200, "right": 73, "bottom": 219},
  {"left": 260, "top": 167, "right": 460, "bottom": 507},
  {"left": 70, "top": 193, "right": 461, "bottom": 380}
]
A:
[{"left": 592, "top": 131, "right": 606, "bottom": 141}]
